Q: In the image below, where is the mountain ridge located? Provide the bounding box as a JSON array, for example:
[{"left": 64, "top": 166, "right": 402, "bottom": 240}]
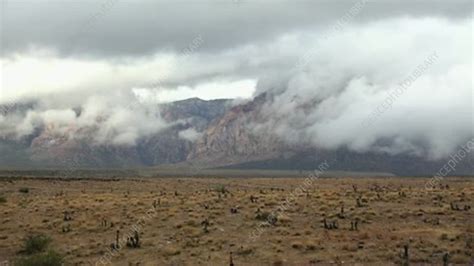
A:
[{"left": 0, "top": 96, "right": 472, "bottom": 176}]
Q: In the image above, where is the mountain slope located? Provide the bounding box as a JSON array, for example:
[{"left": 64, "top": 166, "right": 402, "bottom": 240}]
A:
[
  {"left": 0, "top": 97, "right": 472, "bottom": 176},
  {"left": 1, "top": 98, "right": 231, "bottom": 168},
  {"left": 188, "top": 93, "right": 290, "bottom": 165},
  {"left": 188, "top": 94, "right": 474, "bottom": 176}
]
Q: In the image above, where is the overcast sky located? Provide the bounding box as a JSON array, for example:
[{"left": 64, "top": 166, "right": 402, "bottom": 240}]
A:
[
  {"left": 1, "top": 0, "right": 471, "bottom": 57},
  {"left": 1, "top": 0, "right": 472, "bottom": 103},
  {"left": 0, "top": 0, "right": 472, "bottom": 156}
]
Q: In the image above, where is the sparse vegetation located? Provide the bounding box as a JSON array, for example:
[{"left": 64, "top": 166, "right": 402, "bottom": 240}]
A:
[
  {"left": 63, "top": 210, "right": 73, "bottom": 221},
  {"left": 16, "top": 250, "right": 63, "bottom": 266},
  {"left": 24, "top": 234, "right": 52, "bottom": 255},
  {"left": 0, "top": 195, "right": 6, "bottom": 203},
  {"left": 110, "top": 230, "right": 120, "bottom": 250},
  {"left": 213, "top": 184, "right": 229, "bottom": 194},
  {"left": 0, "top": 177, "right": 472, "bottom": 264},
  {"left": 15, "top": 234, "right": 62, "bottom": 266},
  {"left": 19, "top": 187, "right": 29, "bottom": 193},
  {"left": 126, "top": 230, "right": 141, "bottom": 248},
  {"left": 61, "top": 224, "right": 71, "bottom": 233}
]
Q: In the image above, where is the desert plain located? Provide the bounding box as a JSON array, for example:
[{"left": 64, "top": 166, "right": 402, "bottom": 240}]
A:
[{"left": 0, "top": 176, "right": 472, "bottom": 265}]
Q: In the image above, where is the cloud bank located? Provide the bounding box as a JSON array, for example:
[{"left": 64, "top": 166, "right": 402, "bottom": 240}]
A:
[
  {"left": 0, "top": 92, "right": 169, "bottom": 146},
  {"left": 0, "top": 0, "right": 472, "bottom": 160},
  {"left": 253, "top": 18, "right": 472, "bottom": 159}
]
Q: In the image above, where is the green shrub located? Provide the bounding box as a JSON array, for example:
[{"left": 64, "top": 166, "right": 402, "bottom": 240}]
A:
[
  {"left": 16, "top": 250, "right": 63, "bottom": 266},
  {"left": 255, "top": 211, "right": 278, "bottom": 225},
  {"left": 19, "top": 188, "right": 30, "bottom": 193},
  {"left": 24, "top": 234, "right": 51, "bottom": 254},
  {"left": 213, "top": 184, "right": 228, "bottom": 194},
  {"left": 0, "top": 196, "right": 6, "bottom": 203}
]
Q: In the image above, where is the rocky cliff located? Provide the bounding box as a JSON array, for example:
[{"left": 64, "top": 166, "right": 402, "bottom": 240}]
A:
[{"left": 0, "top": 97, "right": 472, "bottom": 176}]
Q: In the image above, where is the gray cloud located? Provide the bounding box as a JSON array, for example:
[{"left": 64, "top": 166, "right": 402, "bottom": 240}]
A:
[
  {"left": 1, "top": 0, "right": 472, "bottom": 58},
  {"left": 179, "top": 128, "right": 203, "bottom": 142},
  {"left": 251, "top": 17, "right": 472, "bottom": 159},
  {"left": 0, "top": 0, "right": 472, "bottom": 159},
  {"left": 0, "top": 91, "right": 169, "bottom": 146}
]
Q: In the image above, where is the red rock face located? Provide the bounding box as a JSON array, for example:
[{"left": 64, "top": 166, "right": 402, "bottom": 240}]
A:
[
  {"left": 2, "top": 97, "right": 473, "bottom": 176},
  {"left": 28, "top": 126, "right": 130, "bottom": 167},
  {"left": 16, "top": 94, "right": 301, "bottom": 168},
  {"left": 23, "top": 98, "right": 233, "bottom": 168},
  {"left": 188, "top": 93, "right": 290, "bottom": 166}
]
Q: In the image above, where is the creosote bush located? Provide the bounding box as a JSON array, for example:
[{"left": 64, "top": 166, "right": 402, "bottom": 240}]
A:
[
  {"left": 24, "top": 234, "right": 51, "bottom": 254},
  {"left": 16, "top": 250, "right": 63, "bottom": 266},
  {"left": 19, "top": 188, "right": 30, "bottom": 193},
  {"left": 213, "top": 184, "right": 229, "bottom": 194},
  {"left": 0, "top": 196, "right": 6, "bottom": 203},
  {"left": 17, "top": 234, "right": 63, "bottom": 266},
  {"left": 255, "top": 209, "right": 278, "bottom": 225}
]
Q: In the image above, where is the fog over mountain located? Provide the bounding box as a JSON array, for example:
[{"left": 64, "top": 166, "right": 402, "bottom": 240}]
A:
[
  {"left": 253, "top": 18, "right": 471, "bottom": 160},
  {"left": 0, "top": 0, "right": 472, "bottom": 173}
]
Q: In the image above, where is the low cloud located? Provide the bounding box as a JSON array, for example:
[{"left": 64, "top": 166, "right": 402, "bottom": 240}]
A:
[
  {"left": 0, "top": 16, "right": 471, "bottom": 160},
  {"left": 252, "top": 18, "right": 472, "bottom": 160},
  {"left": 1, "top": 92, "right": 169, "bottom": 146},
  {"left": 178, "top": 128, "right": 203, "bottom": 142}
]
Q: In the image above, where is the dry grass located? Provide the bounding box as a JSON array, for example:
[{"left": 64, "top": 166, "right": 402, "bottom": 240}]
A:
[{"left": 0, "top": 177, "right": 472, "bottom": 265}]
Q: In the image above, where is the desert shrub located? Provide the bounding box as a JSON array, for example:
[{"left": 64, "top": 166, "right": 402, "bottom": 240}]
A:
[
  {"left": 213, "top": 184, "right": 228, "bottom": 194},
  {"left": 255, "top": 212, "right": 278, "bottom": 225},
  {"left": 19, "top": 188, "right": 30, "bottom": 193},
  {"left": 24, "top": 234, "right": 51, "bottom": 254},
  {"left": 440, "top": 233, "right": 448, "bottom": 241},
  {"left": 16, "top": 250, "right": 63, "bottom": 266},
  {"left": 0, "top": 196, "right": 6, "bottom": 203}
]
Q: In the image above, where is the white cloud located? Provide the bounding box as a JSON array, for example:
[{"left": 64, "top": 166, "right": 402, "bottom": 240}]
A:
[
  {"left": 178, "top": 128, "right": 203, "bottom": 142},
  {"left": 0, "top": 16, "right": 471, "bottom": 159},
  {"left": 253, "top": 17, "right": 473, "bottom": 159},
  {"left": 134, "top": 79, "right": 256, "bottom": 103}
]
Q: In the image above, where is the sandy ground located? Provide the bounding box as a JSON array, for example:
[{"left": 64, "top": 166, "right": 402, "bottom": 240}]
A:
[{"left": 0, "top": 177, "right": 472, "bottom": 265}]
